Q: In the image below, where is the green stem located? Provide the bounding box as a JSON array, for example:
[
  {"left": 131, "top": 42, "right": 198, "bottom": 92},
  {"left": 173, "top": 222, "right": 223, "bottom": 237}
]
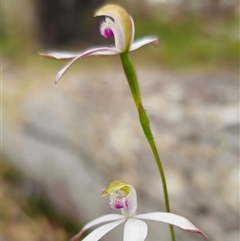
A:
[{"left": 120, "top": 52, "right": 176, "bottom": 241}]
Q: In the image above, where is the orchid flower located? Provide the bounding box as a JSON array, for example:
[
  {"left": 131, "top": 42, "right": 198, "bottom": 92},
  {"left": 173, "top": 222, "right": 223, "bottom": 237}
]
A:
[
  {"left": 71, "top": 180, "right": 207, "bottom": 241},
  {"left": 39, "top": 4, "right": 158, "bottom": 83}
]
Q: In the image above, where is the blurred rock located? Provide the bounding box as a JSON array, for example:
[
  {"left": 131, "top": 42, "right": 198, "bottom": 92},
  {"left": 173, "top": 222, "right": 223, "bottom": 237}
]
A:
[
  {"left": 2, "top": 162, "right": 74, "bottom": 241},
  {"left": 3, "top": 57, "right": 239, "bottom": 241}
]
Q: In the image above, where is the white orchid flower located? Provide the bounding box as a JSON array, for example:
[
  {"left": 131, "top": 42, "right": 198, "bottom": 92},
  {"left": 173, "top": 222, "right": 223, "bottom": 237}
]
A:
[
  {"left": 39, "top": 4, "right": 158, "bottom": 83},
  {"left": 71, "top": 180, "right": 207, "bottom": 241}
]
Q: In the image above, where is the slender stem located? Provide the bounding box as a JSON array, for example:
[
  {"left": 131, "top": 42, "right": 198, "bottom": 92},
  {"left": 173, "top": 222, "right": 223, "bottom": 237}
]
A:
[{"left": 120, "top": 52, "right": 176, "bottom": 241}]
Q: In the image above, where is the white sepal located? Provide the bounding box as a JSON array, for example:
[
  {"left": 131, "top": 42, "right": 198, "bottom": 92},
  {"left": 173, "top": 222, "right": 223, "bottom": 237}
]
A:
[
  {"left": 135, "top": 212, "right": 208, "bottom": 237},
  {"left": 124, "top": 218, "right": 148, "bottom": 241},
  {"left": 81, "top": 219, "right": 126, "bottom": 241},
  {"left": 71, "top": 214, "right": 124, "bottom": 241},
  {"left": 130, "top": 36, "right": 158, "bottom": 52},
  {"left": 54, "top": 47, "right": 120, "bottom": 83}
]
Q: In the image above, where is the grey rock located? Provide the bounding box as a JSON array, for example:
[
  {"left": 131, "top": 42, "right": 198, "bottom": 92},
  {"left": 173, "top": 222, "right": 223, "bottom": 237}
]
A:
[{"left": 3, "top": 58, "right": 239, "bottom": 241}]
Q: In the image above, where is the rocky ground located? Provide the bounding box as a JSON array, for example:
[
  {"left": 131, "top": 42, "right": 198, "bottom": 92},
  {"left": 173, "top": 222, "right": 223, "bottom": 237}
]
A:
[{"left": 2, "top": 54, "right": 239, "bottom": 241}]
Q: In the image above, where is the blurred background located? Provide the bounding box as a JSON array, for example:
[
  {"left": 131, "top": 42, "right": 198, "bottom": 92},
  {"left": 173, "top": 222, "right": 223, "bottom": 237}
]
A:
[{"left": 2, "top": 0, "right": 239, "bottom": 241}]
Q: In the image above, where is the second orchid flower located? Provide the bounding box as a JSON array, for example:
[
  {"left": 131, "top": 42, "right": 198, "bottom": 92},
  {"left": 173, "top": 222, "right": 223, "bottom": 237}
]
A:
[{"left": 71, "top": 180, "right": 207, "bottom": 241}]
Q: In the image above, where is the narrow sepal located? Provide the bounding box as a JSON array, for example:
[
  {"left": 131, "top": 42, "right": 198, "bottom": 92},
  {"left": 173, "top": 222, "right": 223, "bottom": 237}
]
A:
[
  {"left": 75, "top": 219, "right": 126, "bottom": 241},
  {"left": 124, "top": 218, "right": 148, "bottom": 241},
  {"left": 71, "top": 214, "right": 125, "bottom": 241},
  {"left": 130, "top": 37, "right": 159, "bottom": 52},
  {"left": 135, "top": 212, "right": 208, "bottom": 238},
  {"left": 39, "top": 51, "right": 80, "bottom": 60},
  {"left": 53, "top": 47, "right": 120, "bottom": 83}
]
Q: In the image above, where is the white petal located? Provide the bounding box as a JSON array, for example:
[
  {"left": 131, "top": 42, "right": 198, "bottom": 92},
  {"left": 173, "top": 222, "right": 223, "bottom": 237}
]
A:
[
  {"left": 71, "top": 214, "right": 124, "bottom": 241},
  {"left": 55, "top": 46, "right": 120, "bottom": 83},
  {"left": 83, "top": 214, "right": 124, "bottom": 230},
  {"left": 130, "top": 36, "right": 158, "bottom": 52},
  {"left": 40, "top": 46, "right": 120, "bottom": 61},
  {"left": 81, "top": 219, "right": 126, "bottom": 241},
  {"left": 124, "top": 218, "right": 148, "bottom": 241},
  {"left": 40, "top": 47, "right": 120, "bottom": 83},
  {"left": 39, "top": 51, "right": 80, "bottom": 60},
  {"left": 135, "top": 212, "right": 207, "bottom": 237}
]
